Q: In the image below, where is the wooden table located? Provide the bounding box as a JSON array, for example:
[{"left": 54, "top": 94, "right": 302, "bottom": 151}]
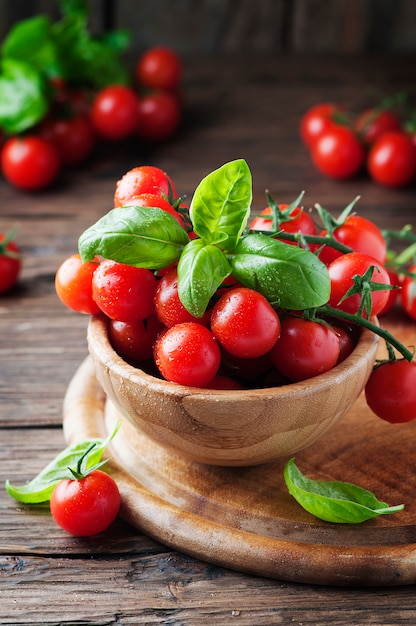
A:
[{"left": 2, "top": 55, "right": 416, "bottom": 624}]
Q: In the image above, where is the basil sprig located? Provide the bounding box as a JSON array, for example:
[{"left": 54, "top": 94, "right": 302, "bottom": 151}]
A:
[
  {"left": 78, "top": 159, "right": 330, "bottom": 317},
  {"left": 284, "top": 458, "right": 404, "bottom": 524},
  {"left": 5, "top": 423, "right": 120, "bottom": 504}
]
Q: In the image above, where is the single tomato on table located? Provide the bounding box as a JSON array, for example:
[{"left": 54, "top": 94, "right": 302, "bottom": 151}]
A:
[
  {"left": 365, "top": 359, "right": 416, "bottom": 423},
  {"left": 311, "top": 126, "right": 365, "bottom": 179},
  {"left": 1, "top": 135, "right": 60, "bottom": 191},
  {"left": 367, "top": 131, "right": 416, "bottom": 187}
]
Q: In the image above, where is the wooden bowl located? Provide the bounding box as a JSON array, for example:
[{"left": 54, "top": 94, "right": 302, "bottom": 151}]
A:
[{"left": 87, "top": 315, "right": 379, "bottom": 467}]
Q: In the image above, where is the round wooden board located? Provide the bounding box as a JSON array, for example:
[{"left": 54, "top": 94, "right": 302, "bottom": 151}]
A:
[{"left": 63, "top": 313, "right": 416, "bottom": 587}]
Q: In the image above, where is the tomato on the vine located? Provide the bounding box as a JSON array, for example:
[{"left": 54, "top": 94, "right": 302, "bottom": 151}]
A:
[
  {"left": 55, "top": 254, "right": 101, "bottom": 315},
  {"left": 250, "top": 204, "right": 317, "bottom": 242},
  {"left": 367, "top": 131, "right": 416, "bottom": 187},
  {"left": 154, "top": 322, "right": 221, "bottom": 387},
  {"left": 92, "top": 260, "right": 157, "bottom": 322},
  {"left": 40, "top": 114, "right": 95, "bottom": 166},
  {"left": 210, "top": 287, "right": 280, "bottom": 359},
  {"left": 311, "top": 126, "right": 365, "bottom": 179},
  {"left": 91, "top": 85, "right": 139, "bottom": 140},
  {"left": 365, "top": 359, "right": 416, "bottom": 423},
  {"left": 299, "top": 103, "right": 344, "bottom": 148},
  {"left": 50, "top": 469, "right": 121, "bottom": 536},
  {"left": 400, "top": 265, "right": 416, "bottom": 320},
  {"left": 1, "top": 135, "right": 60, "bottom": 191},
  {"left": 318, "top": 215, "right": 387, "bottom": 266},
  {"left": 114, "top": 165, "right": 177, "bottom": 207},
  {"left": 136, "top": 46, "right": 182, "bottom": 91},
  {"left": 354, "top": 108, "right": 401, "bottom": 145},
  {"left": 270, "top": 316, "right": 341, "bottom": 382},
  {"left": 0, "top": 232, "right": 22, "bottom": 294},
  {"left": 378, "top": 269, "right": 401, "bottom": 316},
  {"left": 137, "top": 91, "right": 181, "bottom": 142},
  {"left": 327, "top": 252, "right": 391, "bottom": 316}
]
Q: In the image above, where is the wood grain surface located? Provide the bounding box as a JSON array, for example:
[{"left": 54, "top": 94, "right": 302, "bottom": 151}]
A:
[{"left": 2, "top": 54, "right": 416, "bottom": 624}]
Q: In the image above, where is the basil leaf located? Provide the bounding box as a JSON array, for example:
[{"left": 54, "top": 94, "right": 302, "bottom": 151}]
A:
[
  {"left": 0, "top": 58, "right": 49, "bottom": 134},
  {"left": 230, "top": 233, "right": 330, "bottom": 309},
  {"left": 284, "top": 458, "right": 404, "bottom": 524},
  {"left": 177, "top": 239, "right": 232, "bottom": 317},
  {"left": 78, "top": 206, "right": 189, "bottom": 270},
  {"left": 1, "top": 15, "right": 62, "bottom": 81},
  {"left": 5, "top": 425, "right": 119, "bottom": 504},
  {"left": 190, "top": 159, "right": 252, "bottom": 251}
]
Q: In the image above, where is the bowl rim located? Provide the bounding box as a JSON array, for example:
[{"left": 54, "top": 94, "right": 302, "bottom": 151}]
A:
[{"left": 88, "top": 314, "right": 379, "bottom": 401}]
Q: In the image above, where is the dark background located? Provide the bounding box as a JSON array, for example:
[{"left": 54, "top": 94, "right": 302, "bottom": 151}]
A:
[{"left": 1, "top": 0, "right": 415, "bottom": 57}]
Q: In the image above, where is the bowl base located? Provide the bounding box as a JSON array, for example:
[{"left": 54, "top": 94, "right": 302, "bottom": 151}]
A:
[{"left": 63, "top": 356, "right": 416, "bottom": 587}]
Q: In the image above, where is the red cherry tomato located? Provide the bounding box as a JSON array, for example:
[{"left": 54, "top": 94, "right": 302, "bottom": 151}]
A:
[
  {"left": 400, "top": 265, "right": 416, "bottom": 319},
  {"left": 327, "top": 252, "right": 391, "bottom": 316},
  {"left": 130, "top": 193, "right": 184, "bottom": 227},
  {"left": 270, "top": 316, "right": 340, "bottom": 382},
  {"left": 154, "top": 267, "right": 211, "bottom": 328},
  {"left": 0, "top": 233, "right": 22, "bottom": 294},
  {"left": 378, "top": 269, "right": 401, "bottom": 316},
  {"left": 114, "top": 165, "right": 177, "bottom": 207},
  {"left": 154, "top": 322, "right": 221, "bottom": 387},
  {"left": 354, "top": 108, "right": 401, "bottom": 145},
  {"left": 109, "top": 315, "right": 164, "bottom": 362},
  {"left": 136, "top": 46, "right": 182, "bottom": 91},
  {"left": 318, "top": 215, "right": 387, "bottom": 266},
  {"left": 300, "top": 103, "right": 344, "bottom": 148},
  {"left": 311, "top": 126, "right": 365, "bottom": 179},
  {"left": 55, "top": 254, "right": 101, "bottom": 315},
  {"left": 367, "top": 131, "right": 416, "bottom": 187},
  {"left": 40, "top": 114, "right": 95, "bottom": 166},
  {"left": 91, "top": 85, "right": 139, "bottom": 140},
  {"left": 365, "top": 360, "right": 416, "bottom": 423},
  {"left": 250, "top": 204, "right": 317, "bottom": 242},
  {"left": 50, "top": 470, "right": 121, "bottom": 536},
  {"left": 1, "top": 135, "right": 60, "bottom": 191},
  {"left": 92, "top": 259, "right": 157, "bottom": 322},
  {"left": 137, "top": 91, "right": 181, "bottom": 142},
  {"left": 211, "top": 287, "right": 281, "bottom": 359}
]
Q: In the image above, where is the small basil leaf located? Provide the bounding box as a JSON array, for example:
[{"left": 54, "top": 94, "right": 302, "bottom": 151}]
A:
[
  {"left": 190, "top": 159, "right": 252, "bottom": 251},
  {"left": 230, "top": 233, "right": 330, "bottom": 309},
  {"left": 177, "top": 239, "right": 232, "bottom": 317},
  {"left": 78, "top": 206, "right": 189, "bottom": 270},
  {"left": 5, "top": 423, "right": 119, "bottom": 504},
  {"left": 284, "top": 458, "right": 404, "bottom": 524},
  {"left": 0, "top": 58, "right": 49, "bottom": 134}
]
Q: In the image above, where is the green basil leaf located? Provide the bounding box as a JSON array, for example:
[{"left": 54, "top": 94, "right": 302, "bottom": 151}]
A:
[
  {"left": 5, "top": 424, "right": 119, "bottom": 504},
  {"left": 230, "top": 233, "right": 330, "bottom": 309},
  {"left": 78, "top": 206, "right": 189, "bottom": 270},
  {"left": 0, "top": 58, "right": 49, "bottom": 134},
  {"left": 1, "top": 15, "right": 62, "bottom": 81},
  {"left": 177, "top": 239, "right": 232, "bottom": 317},
  {"left": 190, "top": 159, "right": 252, "bottom": 251},
  {"left": 284, "top": 458, "right": 404, "bottom": 524}
]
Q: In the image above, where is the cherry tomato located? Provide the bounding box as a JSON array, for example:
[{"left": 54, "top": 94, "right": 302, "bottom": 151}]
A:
[
  {"left": 114, "top": 165, "right": 177, "bottom": 207},
  {"left": 311, "top": 126, "right": 365, "bottom": 179},
  {"left": 211, "top": 287, "right": 280, "bottom": 359},
  {"left": 300, "top": 103, "right": 344, "bottom": 148},
  {"left": 109, "top": 315, "right": 164, "bottom": 362},
  {"left": 365, "top": 360, "right": 416, "bottom": 423},
  {"left": 354, "top": 108, "right": 401, "bottom": 145},
  {"left": 400, "top": 265, "right": 416, "bottom": 320},
  {"left": 367, "top": 131, "right": 416, "bottom": 187},
  {"left": 250, "top": 204, "right": 317, "bottom": 242},
  {"left": 270, "top": 316, "right": 340, "bottom": 382},
  {"left": 137, "top": 91, "right": 181, "bottom": 142},
  {"left": 205, "top": 375, "right": 244, "bottom": 390},
  {"left": 154, "top": 267, "right": 211, "bottom": 328},
  {"left": 327, "top": 252, "right": 391, "bottom": 316},
  {"left": 318, "top": 215, "right": 387, "bottom": 266},
  {"left": 91, "top": 85, "right": 139, "bottom": 140},
  {"left": 50, "top": 470, "right": 121, "bottom": 536},
  {"left": 1, "top": 135, "right": 60, "bottom": 191},
  {"left": 136, "top": 46, "right": 182, "bottom": 91},
  {"left": 130, "top": 192, "right": 184, "bottom": 227},
  {"left": 0, "top": 232, "right": 21, "bottom": 294},
  {"left": 92, "top": 260, "right": 157, "bottom": 322},
  {"left": 40, "top": 114, "right": 95, "bottom": 166},
  {"left": 154, "top": 322, "right": 221, "bottom": 387},
  {"left": 55, "top": 254, "right": 101, "bottom": 315},
  {"left": 378, "top": 269, "right": 401, "bottom": 316}
]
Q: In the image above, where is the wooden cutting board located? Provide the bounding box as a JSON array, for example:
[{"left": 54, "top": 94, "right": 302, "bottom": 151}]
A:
[{"left": 63, "top": 310, "right": 416, "bottom": 587}]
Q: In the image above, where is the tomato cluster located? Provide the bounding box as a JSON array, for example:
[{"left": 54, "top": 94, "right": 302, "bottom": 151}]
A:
[
  {"left": 300, "top": 98, "right": 416, "bottom": 187},
  {"left": 0, "top": 46, "right": 183, "bottom": 192},
  {"left": 55, "top": 162, "right": 416, "bottom": 425}
]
